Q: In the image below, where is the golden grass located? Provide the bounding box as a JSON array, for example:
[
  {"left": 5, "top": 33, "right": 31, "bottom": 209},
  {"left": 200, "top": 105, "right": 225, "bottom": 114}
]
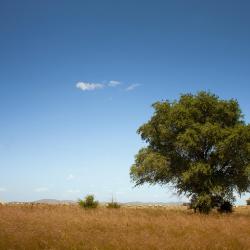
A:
[{"left": 0, "top": 204, "right": 249, "bottom": 250}]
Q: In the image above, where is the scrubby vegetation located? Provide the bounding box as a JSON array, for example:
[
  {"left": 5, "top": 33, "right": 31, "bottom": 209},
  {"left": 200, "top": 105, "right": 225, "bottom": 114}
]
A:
[
  {"left": 107, "top": 201, "right": 121, "bottom": 209},
  {"left": 0, "top": 204, "right": 250, "bottom": 250},
  {"left": 78, "top": 194, "right": 98, "bottom": 208}
]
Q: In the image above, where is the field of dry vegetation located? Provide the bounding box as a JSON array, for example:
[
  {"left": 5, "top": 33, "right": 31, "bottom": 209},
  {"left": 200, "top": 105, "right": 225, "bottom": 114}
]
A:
[{"left": 0, "top": 204, "right": 249, "bottom": 250}]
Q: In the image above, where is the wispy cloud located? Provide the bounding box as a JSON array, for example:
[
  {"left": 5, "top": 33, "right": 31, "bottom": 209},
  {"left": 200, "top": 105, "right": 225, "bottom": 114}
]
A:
[
  {"left": 108, "top": 80, "right": 121, "bottom": 87},
  {"left": 126, "top": 83, "right": 141, "bottom": 91},
  {"left": 0, "top": 188, "right": 6, "bottom": 192},
  {"left": 76, "top": 80, "right": 141, "bottom": 92},
  {"left": 76, "top": 82, "right": 104, "bottom": 91},
  {"left": 34, "top": 187, "right": 49, "bottom": 192},
  {"left": 67, "top": 174, "right": 75, "bottom": 180}
]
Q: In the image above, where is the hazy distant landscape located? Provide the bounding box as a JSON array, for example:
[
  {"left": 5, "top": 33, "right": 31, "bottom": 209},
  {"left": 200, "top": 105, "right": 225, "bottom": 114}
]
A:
[{"left": 6, "top": 199, "right": 183, "bottom": 206}]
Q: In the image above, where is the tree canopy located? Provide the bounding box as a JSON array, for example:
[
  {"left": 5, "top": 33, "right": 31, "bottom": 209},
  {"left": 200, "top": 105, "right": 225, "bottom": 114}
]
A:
[{"left": 130, "top": 92, "right": 250, "bottom": 213}]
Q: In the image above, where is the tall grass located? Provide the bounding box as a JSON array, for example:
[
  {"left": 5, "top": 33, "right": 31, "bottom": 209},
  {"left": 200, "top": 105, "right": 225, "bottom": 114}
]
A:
[{"left": 0, "top": 204, "right": 249, "bottom": 250}]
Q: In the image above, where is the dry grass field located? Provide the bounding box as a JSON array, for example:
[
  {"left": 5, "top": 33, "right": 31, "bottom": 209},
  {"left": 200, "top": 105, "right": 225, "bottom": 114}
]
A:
[{"left": 0, "top": 204, "right": 249, "bottom": 250}]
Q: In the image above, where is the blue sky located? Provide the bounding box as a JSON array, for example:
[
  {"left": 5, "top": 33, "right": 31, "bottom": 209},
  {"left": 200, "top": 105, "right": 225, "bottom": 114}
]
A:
[{"left": 0, "top": 0, "right": 250, "bottom": 204}]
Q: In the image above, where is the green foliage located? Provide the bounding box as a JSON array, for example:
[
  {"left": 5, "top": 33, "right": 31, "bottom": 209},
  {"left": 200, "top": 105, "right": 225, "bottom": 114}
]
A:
[
  {"left": 247, "top": 199, "right": 250, "bottom": 206},
  {"left": 78, "top": 195, "right": 99, "bottom": 209},
  {"left": 217, "top": 201, "right": 233, "bottom": 213},
  {"left": 190, "top": 194, "right": 234, "bottom": 213},
  {"left": 190, "top": 194, "right": 212, "bottom": 214},
  {"left": 106, "top": 197, "right": 121, "bottom": 208},
  {"left": 107, "top": 201, "right": 121, "bottom": 209},
  {"left": 130, "top": 91, "right": 250, "bottom": 213}
]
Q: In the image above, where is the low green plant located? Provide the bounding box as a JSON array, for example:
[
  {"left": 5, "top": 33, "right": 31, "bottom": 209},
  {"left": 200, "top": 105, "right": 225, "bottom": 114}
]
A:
[
  {"left": 217, "top": 201, "right": 233, "bottom": 213},
  {"left": 247, "top": 199, "right": 250, "bottom": 206},
  {"left": 107, "top": 201, "right": 120, "bottom": 209},
  {"left": 107, "top": 197, "right": 121, "bottom": 209},
  {"left": 78, "top": 195, "right": 98, "bottom": 209}
]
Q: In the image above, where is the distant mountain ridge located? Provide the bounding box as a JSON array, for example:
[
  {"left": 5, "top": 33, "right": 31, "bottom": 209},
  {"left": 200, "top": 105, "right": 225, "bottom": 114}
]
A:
[{"left": 33, "top": 199, "right": 76, "bottom": 204}]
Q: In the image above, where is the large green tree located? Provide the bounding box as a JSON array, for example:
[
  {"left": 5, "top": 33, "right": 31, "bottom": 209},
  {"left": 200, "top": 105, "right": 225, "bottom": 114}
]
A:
[{"left": 130, "top": 92, "right": 250, "bottom": 213}]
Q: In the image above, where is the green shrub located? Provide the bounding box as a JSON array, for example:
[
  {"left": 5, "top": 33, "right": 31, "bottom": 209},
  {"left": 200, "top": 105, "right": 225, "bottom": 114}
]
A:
[
  {"left": 247, "top": 199, "right": 250, "bottom": 206},
  {"left": 107, "top": 201, "right": 121, "bottom": 209},
  {"left": 217, "top": 201, "right": 233, "bottom": 213},
  {"left": 78, "top": 195, "right": 98, "bottom": 209}
]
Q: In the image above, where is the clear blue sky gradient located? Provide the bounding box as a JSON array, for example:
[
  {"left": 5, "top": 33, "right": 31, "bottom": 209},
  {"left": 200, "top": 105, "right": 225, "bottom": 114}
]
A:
[{"left": 0, "top": 0, "right": 250, "bottom": 203}]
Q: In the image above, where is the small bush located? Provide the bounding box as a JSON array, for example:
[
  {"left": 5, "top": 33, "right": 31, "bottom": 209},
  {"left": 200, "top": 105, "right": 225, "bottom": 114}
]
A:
[
  {"left": 217, "top": 201, "right": 233, "bottom": 213},
  {"left": 78, "top": 195, "right": 98, "bottom": 209},
  {"left": 107, "top": 201, "right": 120, "bottom": 209},
  {"left": 247, "top": 199, "right": 250, "bottom": 206}
]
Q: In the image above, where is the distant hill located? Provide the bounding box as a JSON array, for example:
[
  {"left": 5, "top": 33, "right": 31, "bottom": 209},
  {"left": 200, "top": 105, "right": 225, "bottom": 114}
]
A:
[{"left": 33, "top": 199, "right": 76, "bottom": 204}]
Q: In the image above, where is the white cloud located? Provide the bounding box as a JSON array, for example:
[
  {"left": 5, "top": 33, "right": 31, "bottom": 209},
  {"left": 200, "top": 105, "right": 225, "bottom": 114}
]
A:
[
  {"left": 67, "top": 189, "right": 81, "bottom": 194},
  {"left": 108, "top": 80, "right": 121, "bottom": 87},
  {"left": 67, "top": 174, "right": 75, "bottom": 180},
  {"left": 34, "top": 187, "right": 49, "bottom": 192},
  {"left": 76, "top": 80, "right": 141, "bottom": 92},
  {"left": 0, "top": 188, "right": 6, "bottom": 192},
  {"left": 76, "top": 82, "right": 104, "bottom": 91},
  {"left": 126, "top": 83, "right": 141, "bottom": 91}
]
